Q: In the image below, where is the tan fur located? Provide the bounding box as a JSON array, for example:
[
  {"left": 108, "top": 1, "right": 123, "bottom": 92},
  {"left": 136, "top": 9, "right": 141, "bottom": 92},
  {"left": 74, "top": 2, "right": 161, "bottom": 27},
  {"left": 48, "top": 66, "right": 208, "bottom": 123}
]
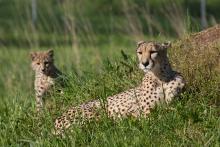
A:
[
  {"left": 31, "top": 50, "right": 63, "bottom": 112},
  {"left": 54, "top": 41, "right": 185, "bottom": 135}
]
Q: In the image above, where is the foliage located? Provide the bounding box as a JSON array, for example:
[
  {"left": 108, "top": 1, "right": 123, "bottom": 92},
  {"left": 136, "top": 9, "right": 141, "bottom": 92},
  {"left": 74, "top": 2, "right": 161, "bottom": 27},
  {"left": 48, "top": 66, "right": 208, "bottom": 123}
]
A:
[
  {"left": 0, "top": 0, "right": 219, "bottom": 146},
  {"left": 0, "top": 37, "right": 219, "bottom": 146}
]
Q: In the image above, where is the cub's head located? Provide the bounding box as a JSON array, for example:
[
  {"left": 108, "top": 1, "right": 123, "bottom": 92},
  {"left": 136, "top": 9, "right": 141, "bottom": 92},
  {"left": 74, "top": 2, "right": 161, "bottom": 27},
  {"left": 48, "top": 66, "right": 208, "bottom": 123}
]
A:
[
  {"left": 136, "top": 41, "right": 171, "bottom": 73},
  {"left": 30, "top": 50, "right": 54, "bottom": 74}
]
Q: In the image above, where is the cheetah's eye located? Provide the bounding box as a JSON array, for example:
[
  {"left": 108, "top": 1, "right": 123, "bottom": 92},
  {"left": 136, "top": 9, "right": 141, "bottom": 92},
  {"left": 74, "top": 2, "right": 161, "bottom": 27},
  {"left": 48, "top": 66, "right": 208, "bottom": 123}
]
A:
[
  {"left": 150, "top": 51, "right": 158, "bottom": 54},
  {"left": 36, "top": 62, "right": 40, "bottom": 65},
  {"left": 150, "top": 51, "right": 158, "bottom": 59},
  {"left": 137, "top": 51, "right": 142, "bottom": 55},
  {"left": 44, "top": 61, "right": 49, "bottom": 65}
]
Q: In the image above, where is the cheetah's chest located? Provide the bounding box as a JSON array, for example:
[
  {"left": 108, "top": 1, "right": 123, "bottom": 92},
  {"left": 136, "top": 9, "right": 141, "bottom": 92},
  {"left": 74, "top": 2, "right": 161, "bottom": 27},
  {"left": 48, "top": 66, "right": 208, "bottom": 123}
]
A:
[
  {"left": 138, "top": 83, "right": 164, "bottom": 108},
  {"left": 35, "top": 75, "right": 55, "bottom": 92}
]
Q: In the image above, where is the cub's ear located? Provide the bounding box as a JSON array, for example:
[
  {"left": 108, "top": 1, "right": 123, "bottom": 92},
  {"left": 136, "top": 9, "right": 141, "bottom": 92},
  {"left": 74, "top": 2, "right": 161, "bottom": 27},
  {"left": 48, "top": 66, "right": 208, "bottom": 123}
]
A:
[
  {"left": 161, "top": 41, "right": 171, "bottom": 49},
  {"left": 30, "top": 52, "right": 37, "bottom": 61},
  {"left": 137, "top": 41, "right": 145, "bottom": 47},
  {"left": 47, "top": 49, "right": 54, "bottom": 57}
]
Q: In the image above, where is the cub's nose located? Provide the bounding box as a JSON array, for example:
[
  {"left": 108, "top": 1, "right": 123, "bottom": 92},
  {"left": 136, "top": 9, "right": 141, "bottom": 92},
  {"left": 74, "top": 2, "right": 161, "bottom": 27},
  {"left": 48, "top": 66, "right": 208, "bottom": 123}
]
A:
[{"left": 142, "top": 61, "right": 149, "bottom": 67}]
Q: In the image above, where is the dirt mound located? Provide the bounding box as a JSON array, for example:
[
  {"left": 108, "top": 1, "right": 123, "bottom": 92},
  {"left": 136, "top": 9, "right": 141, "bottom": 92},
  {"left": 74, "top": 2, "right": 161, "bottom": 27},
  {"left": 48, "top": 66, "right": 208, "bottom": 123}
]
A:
[
  {"left": 170, "top": 25, "right": 220, "bottom": 85},
  {"left": 189, "top": 24, "right": 220, "bottom": 47}
]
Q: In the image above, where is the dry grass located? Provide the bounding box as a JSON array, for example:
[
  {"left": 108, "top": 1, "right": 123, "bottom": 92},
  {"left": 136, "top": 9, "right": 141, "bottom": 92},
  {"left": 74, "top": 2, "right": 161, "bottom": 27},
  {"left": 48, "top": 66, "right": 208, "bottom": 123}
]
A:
[{"left": 170, "top": 26, "right": 220, "bottom": 109}]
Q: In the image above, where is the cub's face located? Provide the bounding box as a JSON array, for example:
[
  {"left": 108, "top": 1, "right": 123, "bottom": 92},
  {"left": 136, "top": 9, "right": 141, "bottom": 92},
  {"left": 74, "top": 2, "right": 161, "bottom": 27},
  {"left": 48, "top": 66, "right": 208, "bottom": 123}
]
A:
[
  {"left": 30, "top": 50, "right": 54, "bottom": 74},
  {"left": 136, "top": 41, "right": 171, "bottom": 72}
]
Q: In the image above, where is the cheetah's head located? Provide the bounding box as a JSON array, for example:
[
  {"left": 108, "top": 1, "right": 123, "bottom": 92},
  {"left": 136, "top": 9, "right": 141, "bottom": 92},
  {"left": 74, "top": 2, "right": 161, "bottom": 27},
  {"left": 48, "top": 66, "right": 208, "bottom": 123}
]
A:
[
  {"left": 136, "top": 41, "right": 171, "bottom": 73},
  {"left": 30, "top": 49, "right": 54, "bottom": 75}
]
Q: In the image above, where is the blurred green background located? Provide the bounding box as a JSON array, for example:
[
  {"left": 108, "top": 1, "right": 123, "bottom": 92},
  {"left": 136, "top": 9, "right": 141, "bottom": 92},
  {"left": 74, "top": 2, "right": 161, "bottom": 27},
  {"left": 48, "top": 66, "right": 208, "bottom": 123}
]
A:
[{"left": 0, "top": 0, "right": 219, "bottom": 47}]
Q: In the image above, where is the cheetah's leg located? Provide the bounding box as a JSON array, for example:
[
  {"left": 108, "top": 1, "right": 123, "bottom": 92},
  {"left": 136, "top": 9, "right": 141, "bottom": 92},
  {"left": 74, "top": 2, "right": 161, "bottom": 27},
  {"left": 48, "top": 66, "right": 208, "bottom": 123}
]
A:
[
  {"left": 54, "top": 100, "right": 101, "bottom": 136},
  {"left": 54, "top": 113, "right": 72, "bottom": 135},
  {"left": 164, "top": 75, "right": 185, "bottom": 104},
  {"left": 141, "top": 108, "right": 151, "bottom": 118}
]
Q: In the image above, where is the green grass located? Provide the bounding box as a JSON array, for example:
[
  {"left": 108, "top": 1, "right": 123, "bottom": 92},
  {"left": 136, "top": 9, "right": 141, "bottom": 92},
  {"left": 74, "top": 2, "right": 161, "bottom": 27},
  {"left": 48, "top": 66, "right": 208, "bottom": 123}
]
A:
[{"left": 0, "top": 37, "right": 219, "bottom": 146}]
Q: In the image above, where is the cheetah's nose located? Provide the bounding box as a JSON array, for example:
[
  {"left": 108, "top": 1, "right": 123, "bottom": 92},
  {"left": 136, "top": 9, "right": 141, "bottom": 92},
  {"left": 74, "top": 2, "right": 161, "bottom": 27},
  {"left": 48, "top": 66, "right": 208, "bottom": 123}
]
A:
[{"left": 142, "top": 61, "right": 149, "bottom": 67}]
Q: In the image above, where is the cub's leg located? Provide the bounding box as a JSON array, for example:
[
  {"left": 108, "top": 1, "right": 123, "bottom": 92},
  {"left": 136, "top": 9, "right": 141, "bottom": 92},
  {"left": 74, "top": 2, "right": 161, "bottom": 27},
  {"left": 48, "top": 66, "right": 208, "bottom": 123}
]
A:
[{"left": 35, "top": 86, "right": 46, "bottom": 112}]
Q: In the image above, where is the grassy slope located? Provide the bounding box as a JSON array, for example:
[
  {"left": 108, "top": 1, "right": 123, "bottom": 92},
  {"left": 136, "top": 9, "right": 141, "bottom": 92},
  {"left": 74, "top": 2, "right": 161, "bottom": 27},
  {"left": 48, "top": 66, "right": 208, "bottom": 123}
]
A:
[{"left": 0, "top": 38, "right": 219, "bottom": 146}]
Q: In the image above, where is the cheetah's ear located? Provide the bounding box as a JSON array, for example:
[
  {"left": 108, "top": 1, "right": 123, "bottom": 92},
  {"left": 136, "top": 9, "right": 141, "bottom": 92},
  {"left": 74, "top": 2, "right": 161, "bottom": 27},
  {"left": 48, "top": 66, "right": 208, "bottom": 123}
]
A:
[
  {"left": 161, "top": 41, "right": 171, "bottom": 50},
  {"left": 30, "top": 52, "right": 37, "bottom": 61},
  {"left": 47, "top": 49, "right": 54, "bottom": 58},
  {"left": 137, "top": 41, "right": 145, "bottom": 48}
]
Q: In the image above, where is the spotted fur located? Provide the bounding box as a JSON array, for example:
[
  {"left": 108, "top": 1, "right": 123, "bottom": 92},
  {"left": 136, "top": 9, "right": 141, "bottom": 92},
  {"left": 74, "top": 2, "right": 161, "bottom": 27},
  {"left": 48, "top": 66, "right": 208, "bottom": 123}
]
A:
[
  {"left": 31, "top": 50, "right": 63, "bottom": 112},
  {"left": 54, "top": 41, "right": 185, "bottom": 135}
]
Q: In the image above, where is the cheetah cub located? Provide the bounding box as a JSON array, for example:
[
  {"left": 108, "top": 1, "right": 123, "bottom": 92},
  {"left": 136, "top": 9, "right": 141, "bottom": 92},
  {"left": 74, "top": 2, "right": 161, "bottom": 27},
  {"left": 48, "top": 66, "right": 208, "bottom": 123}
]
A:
[
  {"left": 30, "top": 49, "right": 64, "bottom": 112},
  {"left": 54, "top": 41, "right": 185, "bottom": 135}
]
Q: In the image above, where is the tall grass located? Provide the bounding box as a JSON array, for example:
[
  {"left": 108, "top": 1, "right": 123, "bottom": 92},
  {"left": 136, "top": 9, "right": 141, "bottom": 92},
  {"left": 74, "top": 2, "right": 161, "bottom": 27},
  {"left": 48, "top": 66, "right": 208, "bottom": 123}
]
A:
[
  {"left": 0, "top": 0, "right": 219, "bottom": 146},
  {"left": 0, "top": 35, "right": 219, "bottom": 146}
]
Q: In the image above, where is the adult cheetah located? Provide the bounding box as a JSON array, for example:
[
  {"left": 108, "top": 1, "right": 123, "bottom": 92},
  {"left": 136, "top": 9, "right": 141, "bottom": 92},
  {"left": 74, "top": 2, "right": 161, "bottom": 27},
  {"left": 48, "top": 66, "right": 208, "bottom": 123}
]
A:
[
  {"left": 30, "top": 49, "right": 64, "bottom": 112},
  {"left": 54, "top": 41, "right": 185, "bottom": 135}
]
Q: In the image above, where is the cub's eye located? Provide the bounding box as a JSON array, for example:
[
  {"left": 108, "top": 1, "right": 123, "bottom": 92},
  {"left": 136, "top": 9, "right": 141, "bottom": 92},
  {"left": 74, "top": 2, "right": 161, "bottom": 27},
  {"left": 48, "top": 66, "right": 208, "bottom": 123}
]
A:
[
  {"left": 44, "top": 61, "right": 49, "bottom": 65},
  {"left": 137, "top": 51, "right": 142, "bottom": 55},
  {"left": 36, "top": 62, "right": 40, "bottom": 65}
]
